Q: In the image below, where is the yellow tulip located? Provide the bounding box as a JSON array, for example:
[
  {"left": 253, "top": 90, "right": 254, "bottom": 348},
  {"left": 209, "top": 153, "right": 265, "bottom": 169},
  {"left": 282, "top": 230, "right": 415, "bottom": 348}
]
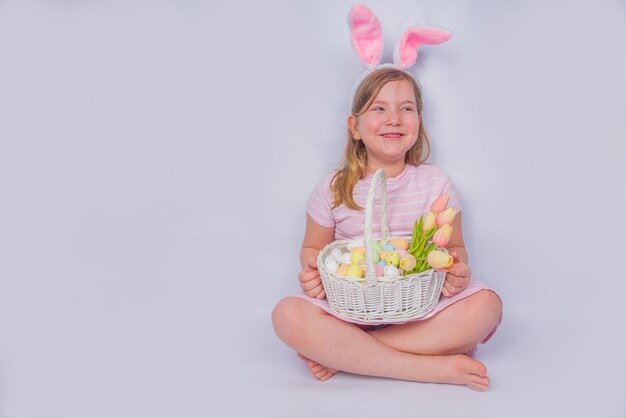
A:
[
  {"left": 423, "top": 211, "right": 437, "bottom": 231},
  {"left": 435, "top": 207, "right": 457, "bottom": 227},
  {"left": 432, "top": 224, "right": 453, "bottom": 247},
  {"left": 427, "top": 250, "right": 453, "bottom": 270}
]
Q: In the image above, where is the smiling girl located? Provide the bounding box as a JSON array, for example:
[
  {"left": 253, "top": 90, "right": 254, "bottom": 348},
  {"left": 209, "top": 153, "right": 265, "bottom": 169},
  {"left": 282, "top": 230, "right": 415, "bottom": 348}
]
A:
[{"left": 272, "top": 67, "right": 502, "bottom": 391}]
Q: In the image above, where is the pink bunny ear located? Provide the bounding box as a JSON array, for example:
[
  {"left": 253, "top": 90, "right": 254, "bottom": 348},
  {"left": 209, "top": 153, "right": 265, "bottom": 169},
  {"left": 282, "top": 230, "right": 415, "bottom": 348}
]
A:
[
  {"left": 394, "top": 27, "right": 452, "bottom": 69},
  {"left": 348, "top": 4, "right": 384, "bottom": 68}
]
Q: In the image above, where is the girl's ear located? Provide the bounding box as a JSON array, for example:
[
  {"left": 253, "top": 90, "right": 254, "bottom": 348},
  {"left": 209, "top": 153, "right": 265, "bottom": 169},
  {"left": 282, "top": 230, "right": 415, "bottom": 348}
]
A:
[
  {"left": 348, "top": 4, "right": 384, "bottom": 68},
  {"left": 394, "top": 27, "right": 452, "bottom": 70},
  {"left": 348, "top": 115, "right": 360, "bottom": 139}
]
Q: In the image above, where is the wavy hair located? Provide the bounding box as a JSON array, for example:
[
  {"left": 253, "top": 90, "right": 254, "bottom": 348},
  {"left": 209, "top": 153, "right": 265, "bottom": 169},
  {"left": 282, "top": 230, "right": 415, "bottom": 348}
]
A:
[{"left": 331, "top": 67, "right": 431, "bottom": 210}]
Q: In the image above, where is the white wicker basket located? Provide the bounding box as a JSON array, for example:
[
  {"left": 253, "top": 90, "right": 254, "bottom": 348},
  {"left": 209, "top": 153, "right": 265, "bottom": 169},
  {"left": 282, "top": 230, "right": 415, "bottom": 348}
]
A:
[{"left": 317, "top": 168, "right": 446, "bottom": 323}]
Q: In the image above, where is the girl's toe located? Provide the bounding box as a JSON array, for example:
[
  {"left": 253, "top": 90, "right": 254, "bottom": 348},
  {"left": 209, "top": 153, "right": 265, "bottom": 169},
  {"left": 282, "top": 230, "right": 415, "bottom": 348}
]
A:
[{"left": 310, "top": 364, "right": 324, "bottom": 373}]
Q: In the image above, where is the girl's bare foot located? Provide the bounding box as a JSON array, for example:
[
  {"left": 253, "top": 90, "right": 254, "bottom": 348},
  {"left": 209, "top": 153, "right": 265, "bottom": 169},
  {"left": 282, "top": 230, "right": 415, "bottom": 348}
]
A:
[
  {"left": 297, "top": 353, "right": 340, "bottom": 382},
  {"left": 431, "top": 354, "right": 491, "bottom": 391},
  {"left": 295, "top": 353, "right": 490, "bottom": 390}
]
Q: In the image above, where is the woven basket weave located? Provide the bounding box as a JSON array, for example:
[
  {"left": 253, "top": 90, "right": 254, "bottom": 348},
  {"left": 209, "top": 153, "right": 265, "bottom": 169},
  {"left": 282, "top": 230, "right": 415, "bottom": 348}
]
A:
[{"left": 317, "top": 168, "right": 446, "bottom": 323}]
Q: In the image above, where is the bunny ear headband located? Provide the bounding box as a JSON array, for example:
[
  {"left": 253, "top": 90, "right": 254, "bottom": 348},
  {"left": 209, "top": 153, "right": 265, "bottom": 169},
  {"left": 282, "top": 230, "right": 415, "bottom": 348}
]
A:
[{"left": 348, "top": 4, "right": 452, "bottom": 109}]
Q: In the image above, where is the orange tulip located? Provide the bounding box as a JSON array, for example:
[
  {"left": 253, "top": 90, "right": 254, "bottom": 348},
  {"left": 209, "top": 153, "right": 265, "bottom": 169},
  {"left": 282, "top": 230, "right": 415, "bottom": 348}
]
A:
[
  {"left": 432, "top": 224, "right": 453, "bottom": 247},
  {"left": 430, "top": 193, "right": 449, "bottom": 214},
  {"left": 423, "top": 211, "right": 437, "bottom": 231},
  {"left": 435, "top": 207, "right": 457, "bottom": 227},
  {"left": 427, "top": 250, "right": 453, "bottom": 270}
]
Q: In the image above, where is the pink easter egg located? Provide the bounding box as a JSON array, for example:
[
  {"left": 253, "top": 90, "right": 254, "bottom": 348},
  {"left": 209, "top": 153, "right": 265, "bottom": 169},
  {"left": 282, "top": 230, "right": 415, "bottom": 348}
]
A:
[{"left": 374, "top": 264, "right": 384, "bottom": 277}]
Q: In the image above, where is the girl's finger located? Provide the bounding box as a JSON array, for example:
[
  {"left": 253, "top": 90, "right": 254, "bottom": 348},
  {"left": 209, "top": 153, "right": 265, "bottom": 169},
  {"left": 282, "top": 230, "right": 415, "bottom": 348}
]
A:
[
  {"left": 299, "top": 270, "right": 319, "bottom": 283},
  {"left": 441, "top": 286, "right": 451, "bottom": 297},
  {"left": 306, "top": 282, "right": 324, "bottom": 297},
  {"left": 302, "top": 277, "right": 321, "bottom": 291},
  {"left": 445, "top": 274, "right": 465, "bottom": 288},
  {"left": 444, "top": 279, "right": 461, "bottom": 295},
  {"left": 316, "top": 288, "right": 326, "bottom": 299}
]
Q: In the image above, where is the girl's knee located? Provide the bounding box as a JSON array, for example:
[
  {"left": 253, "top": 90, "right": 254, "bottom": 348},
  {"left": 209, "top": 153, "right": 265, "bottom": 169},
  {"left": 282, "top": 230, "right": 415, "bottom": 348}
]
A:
[
  {"left": 473, "top": 290, "right": 503, "bottom": 324},
  {"left": 271, "top": 297, "right": 309, "bottom": 344}
]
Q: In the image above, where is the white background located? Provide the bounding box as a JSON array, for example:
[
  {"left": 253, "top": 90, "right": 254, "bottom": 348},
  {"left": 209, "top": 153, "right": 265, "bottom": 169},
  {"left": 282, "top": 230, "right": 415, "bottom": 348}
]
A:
[{"left": 1, "top": 1, "right": 625, "bottom": 417}]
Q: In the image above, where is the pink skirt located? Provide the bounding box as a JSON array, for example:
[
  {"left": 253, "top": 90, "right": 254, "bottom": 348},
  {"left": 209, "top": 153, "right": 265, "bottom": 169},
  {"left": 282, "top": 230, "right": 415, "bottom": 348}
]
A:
[{"left": 292, "top": 279, "right": 502, "bottom": 353}]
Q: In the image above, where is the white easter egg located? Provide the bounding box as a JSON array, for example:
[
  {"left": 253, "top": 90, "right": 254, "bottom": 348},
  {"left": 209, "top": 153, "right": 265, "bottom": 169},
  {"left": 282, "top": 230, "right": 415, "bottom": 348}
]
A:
[
  {"left": 330, "top": 248, "right": 343, "bottom": 262},
  {"left": 383, "top": 265, "right": 400, "bottom": 277},
  {"left": 324, "top": 257, "right": 339, "bottom": 273},
  {"left": 340, "top": 252, "right": 352, "bottom": 265}
]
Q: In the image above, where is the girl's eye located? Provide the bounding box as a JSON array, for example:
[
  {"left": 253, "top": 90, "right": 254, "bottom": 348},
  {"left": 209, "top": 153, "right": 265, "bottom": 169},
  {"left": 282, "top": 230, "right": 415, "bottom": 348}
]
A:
[
  {"left": 371, "top": 106, "right": 384, "bottom": 111},
  {"left": 402, "top": 106, "right": 415, "bottom": 112}
]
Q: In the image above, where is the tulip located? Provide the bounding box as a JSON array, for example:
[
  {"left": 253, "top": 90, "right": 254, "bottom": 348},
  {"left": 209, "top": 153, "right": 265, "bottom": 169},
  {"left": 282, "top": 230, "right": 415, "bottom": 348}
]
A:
[
  {"left": 432, "top": 224, "right": 453, "bottom": 247},
  {"left": 399, "top": 254, "right": 417, "bottom": 272},
  {"left": 430, "top": 193, "right": 449, "bottom": 214},
  {"left": 427, "top": 250, "right": 454, "bottom": 270},
  {"left": 436, "top": 207, "right": 457, "bottom": 227},
  {"left": 423, "top": 211, "right": 437, "bottom": 231}
]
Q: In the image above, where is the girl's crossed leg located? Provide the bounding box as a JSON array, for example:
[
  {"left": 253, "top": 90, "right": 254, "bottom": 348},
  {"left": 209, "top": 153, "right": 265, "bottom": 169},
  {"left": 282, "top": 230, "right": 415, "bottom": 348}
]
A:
[{"left": 271, "top": 289, "right": 502, "bottom": 391}]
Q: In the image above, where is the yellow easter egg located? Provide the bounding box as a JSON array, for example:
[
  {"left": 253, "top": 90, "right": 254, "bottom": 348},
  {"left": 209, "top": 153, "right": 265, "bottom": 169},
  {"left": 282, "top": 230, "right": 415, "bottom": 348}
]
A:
[
  {"left": 351, "top": 251, "right": 365, "bottom": 265},
  {"left": 389, "top": 238, "right": 409, "bottom": 250},
  {"left": 386, "top": 251, "right": 400, "bottom": 267},
  {"left": 335, "top": 263, "right": 350, "bottom": 276},
  {"left": 346, "top": 265, "right": 363, "bottom": 278}
]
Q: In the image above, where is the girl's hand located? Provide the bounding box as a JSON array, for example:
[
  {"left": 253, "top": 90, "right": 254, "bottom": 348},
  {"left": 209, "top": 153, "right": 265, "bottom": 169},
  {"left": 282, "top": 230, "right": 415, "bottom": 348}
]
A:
[
  {"left": 441, "top": 250, "right": 471, "bottom": 297},
  {"left": 299, "top": 258, "right": 326, "bottom": 299}
]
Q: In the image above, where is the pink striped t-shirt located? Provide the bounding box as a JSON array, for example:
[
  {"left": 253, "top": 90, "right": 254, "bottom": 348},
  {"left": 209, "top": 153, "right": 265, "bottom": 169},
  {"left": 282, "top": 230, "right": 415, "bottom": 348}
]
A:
[{"left": 306, "top": 164, "right": 462, "bottom": 240}]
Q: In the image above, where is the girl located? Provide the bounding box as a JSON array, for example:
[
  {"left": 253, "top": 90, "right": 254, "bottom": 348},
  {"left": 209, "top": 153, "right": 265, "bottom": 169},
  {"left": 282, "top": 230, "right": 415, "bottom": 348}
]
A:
[{"left": 272, "top": 67, "right": 503, "bottom": 391}]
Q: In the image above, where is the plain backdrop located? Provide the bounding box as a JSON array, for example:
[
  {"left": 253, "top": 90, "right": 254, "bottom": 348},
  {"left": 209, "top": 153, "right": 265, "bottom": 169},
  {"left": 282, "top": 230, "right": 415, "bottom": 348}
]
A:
[{"left": 1, "top": 0, "right": 625, "bottom": 417}]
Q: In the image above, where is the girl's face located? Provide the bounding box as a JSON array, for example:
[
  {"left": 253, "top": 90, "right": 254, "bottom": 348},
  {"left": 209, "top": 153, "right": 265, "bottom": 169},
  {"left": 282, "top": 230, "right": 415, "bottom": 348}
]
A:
[{"left": 348, "top": 79, "right": 420, "bottom": 169}]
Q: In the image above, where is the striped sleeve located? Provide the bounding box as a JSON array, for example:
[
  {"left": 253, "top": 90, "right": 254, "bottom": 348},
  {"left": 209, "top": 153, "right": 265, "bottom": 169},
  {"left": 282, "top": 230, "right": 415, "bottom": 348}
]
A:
[
  {"left": 305, "top": 173, "right": 336, "bottom": 227},
  {"left": 436, "top": 167, "right": 463, "bottom": 213}
]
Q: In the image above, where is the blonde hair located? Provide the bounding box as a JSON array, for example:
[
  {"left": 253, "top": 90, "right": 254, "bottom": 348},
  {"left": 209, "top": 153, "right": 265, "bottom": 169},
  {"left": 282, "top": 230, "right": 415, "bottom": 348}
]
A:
[{"left": 331, "top": 67, "right": 431, "bottom": 210}]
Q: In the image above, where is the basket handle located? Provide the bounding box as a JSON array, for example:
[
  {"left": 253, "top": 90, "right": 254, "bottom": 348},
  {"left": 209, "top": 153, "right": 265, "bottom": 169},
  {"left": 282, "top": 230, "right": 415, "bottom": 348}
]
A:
[{"left": 364, "top": 168, "right": 390, "bottom": 285}]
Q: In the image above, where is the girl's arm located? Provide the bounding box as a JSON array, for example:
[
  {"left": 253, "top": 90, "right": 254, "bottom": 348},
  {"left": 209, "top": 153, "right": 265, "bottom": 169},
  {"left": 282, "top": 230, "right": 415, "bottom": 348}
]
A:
[
  {"left": 442, "top": 212, "right": 472, "bottom": 296},
  {"left": 300, "top": 214, "right": 335, "bottom": 267},
  {"left": 298, "top": 215, "right": 335, "bottom": 299},
  {"left": 446, "top": 212, "right": 468, "bottom": 264}
]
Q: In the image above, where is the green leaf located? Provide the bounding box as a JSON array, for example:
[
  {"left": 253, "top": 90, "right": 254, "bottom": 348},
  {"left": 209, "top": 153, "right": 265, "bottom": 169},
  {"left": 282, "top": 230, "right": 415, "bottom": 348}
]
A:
[{"left": 409, "top": 219, "right": 420, "bottom": 252}]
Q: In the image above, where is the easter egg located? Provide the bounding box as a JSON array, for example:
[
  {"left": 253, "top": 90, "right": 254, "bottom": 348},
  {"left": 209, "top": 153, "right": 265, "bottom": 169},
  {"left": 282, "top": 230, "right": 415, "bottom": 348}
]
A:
[
  {"left": 340, "top": 252, "right": 352, "bottom": 265},
  {"left": 351, "top": 246, "right": 366, "bottom": 255},
  {"left": 380, "top": 250, "right": 390, "bottom": 261},
  {"left": 390, "top": 238, "right": 409, "bottom": 250},
  {"left": 336, "top": 263, "right": 350, "bottom": 276},
  {"left": 371, "top": 251, "right": 380, "bottom": 264},
  {"left": 386, "top": 251, "right": 400, "bottom": 267},
  {"left": 357, "top": 258, "right": 367, "bottom": 271},
  {"left": 373, "top": 264, "right": 384, "bottom": 277},
  {"left": 324, "top": 257, "right": 339, "bottom": 273},
  {"left": 351, "top": 251, "right": 365, "bottom": 265},
  {"left": 347, "top": 239, "right": 365, "bottom": 250},
  {"left": 370, "top": 241, "right": 383, "bottom": 254},
  {"left": 383, "top": 265, "right": 401, "bottom": 277},
  {"left": 346, "top": 265, "right": 363, "bottom": 278},
  {"left": 382, "top": 243, "right": 396, "bottom": 252},
  {"left": 378, "top": 260, "right": 387, "bottom": 267},
  {"left": 330, "top": 248, "right": 343, "bottom": 262}
]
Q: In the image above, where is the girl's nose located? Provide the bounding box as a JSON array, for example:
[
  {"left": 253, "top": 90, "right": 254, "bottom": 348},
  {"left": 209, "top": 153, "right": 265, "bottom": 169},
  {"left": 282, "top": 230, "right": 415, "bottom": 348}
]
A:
[{"left": 386, "top": 110, "right": 401, "bottom": 125}]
